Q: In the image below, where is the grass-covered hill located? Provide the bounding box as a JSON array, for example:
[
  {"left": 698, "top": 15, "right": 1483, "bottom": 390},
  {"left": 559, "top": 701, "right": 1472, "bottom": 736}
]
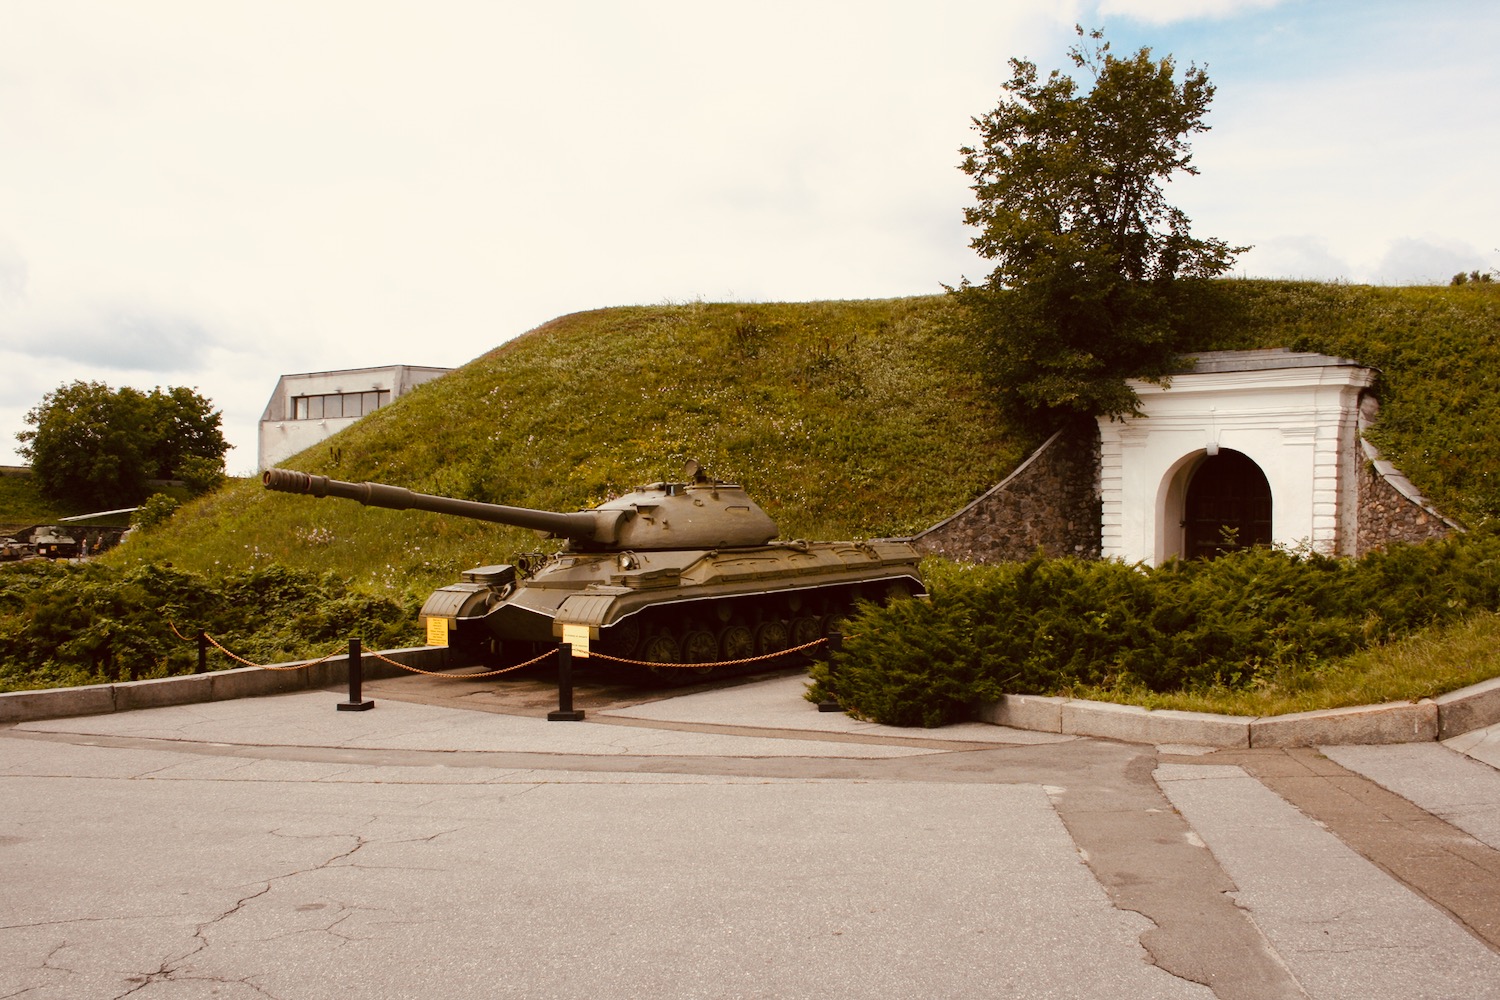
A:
[
  {"left": 118, "top": 296, "right": 1031, "bottom": 594},
  {"left": 115, "top": 281, "right": 1500, "bottom": 601}
]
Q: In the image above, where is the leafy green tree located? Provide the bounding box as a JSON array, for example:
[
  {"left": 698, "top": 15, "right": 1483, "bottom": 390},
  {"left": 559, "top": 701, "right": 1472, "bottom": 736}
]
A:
[
  {"left": 955, "top": 27, "right": 1247, "bottom": 426},
  {"left": 16, "top": 381, "right": 228, "bottom": 507}
]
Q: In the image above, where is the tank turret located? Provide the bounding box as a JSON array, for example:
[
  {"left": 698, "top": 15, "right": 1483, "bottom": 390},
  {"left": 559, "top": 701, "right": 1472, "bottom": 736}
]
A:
[
  {"left": 264, "top": 462, "right": 923, "bottom": 683},
  {"left": 262, "top": 463, "right": 778, "bottom": 552}
]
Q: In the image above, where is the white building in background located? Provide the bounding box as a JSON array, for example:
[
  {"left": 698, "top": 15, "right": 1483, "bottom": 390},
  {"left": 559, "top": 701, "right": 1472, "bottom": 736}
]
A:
[
  {"left": 1097, "top": 349, "right": 1377, "bottom": 565},
  {"left": 257, "top": 365, "right": 452, "bottom": 470}
]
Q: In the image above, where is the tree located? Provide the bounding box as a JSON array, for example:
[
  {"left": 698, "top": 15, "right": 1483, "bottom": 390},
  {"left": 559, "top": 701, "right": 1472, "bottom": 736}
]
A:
[
  {"left": 955, "top": 27, "right": 1247, "bottom": 426},
  {"left": 16, "top": 381, "right": 228, "bottom": 507}
]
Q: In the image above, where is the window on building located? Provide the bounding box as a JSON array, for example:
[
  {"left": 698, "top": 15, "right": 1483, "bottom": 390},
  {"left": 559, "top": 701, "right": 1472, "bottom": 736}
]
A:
[{"left": 290, "top": 390, "right": 391, "bottom": 421}]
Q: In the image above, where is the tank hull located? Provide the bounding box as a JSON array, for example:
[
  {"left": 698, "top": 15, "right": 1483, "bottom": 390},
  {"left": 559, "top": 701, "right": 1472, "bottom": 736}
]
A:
[
  {"left": 264, "top": 465, "right": 926, "bottom": 681},
  {"left": 421, "top": 539, "right": 925, "bottom": 677}
]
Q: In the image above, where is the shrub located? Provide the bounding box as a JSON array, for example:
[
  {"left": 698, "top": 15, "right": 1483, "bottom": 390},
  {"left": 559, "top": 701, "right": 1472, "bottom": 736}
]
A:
[
  {"left": 131, "top": 493, "right": 180, "bottom": 531},
  {"left": 0, "top": 561, "right": 421, "bottom": 691},
  {"left": 821, "top": 528, "right": 1500, "bottom": 726}
]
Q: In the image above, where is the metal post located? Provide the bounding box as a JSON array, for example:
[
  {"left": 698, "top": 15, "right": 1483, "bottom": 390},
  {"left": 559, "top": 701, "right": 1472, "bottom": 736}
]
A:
[
  {"left": 337, "top": 637, "right": 375, "bottom": 712},
  {"left": 817, "top": 630, "right": 844, "bottom": 712},
  {"left": 548, "top": 642, "right": 586, "bottom": 721},
  {"left": 197, "top": 631, "right": 208, "bottom": 674}
]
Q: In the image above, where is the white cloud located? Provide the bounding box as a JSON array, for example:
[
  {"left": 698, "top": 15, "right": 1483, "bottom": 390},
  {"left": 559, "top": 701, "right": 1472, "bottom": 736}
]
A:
[
  {"left": 0, "top": 0, "right": 1495, "bottom": 469},
  {"left": 1237, "top": 236, "right": 1350, "bottom": 282},
  {"left": 1097, "top": 0, "right": 1285, "bottom": 25},
  {"left": 15, "top": 302, "right": 217, "bottom": 371},
  {"left": 1369, "top": 238, "right": 1487, "bottom": 287}
]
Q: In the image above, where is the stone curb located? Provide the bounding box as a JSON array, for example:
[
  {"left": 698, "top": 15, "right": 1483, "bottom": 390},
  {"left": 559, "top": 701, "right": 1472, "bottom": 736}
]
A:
[
  {"left": 977, "top": 675, "right": 1500, "bottom": 748},
  {"left": 0, "top": 646, "right": 450, "bottom": 723}
]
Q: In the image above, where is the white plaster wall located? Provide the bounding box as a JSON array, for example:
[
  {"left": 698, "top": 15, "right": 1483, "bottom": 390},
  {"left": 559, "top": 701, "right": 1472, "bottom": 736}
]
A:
[
  {"left": 259, "top": 415, "right": 362, "bottom": 470},
  {"left": 258, "top": 367, "right": 455, "bottom": 470},
  {"left": 259, "top": 370, "right": 392, "bottom": 470},
  {"left": 1099, "top": 364, "right": 1375, "bottom": 565}
]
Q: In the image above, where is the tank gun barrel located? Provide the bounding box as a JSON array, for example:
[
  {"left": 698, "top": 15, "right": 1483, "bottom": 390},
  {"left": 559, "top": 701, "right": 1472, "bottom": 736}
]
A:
[{"left": 262, "top": 469, "right": 620, "bottom": 543}]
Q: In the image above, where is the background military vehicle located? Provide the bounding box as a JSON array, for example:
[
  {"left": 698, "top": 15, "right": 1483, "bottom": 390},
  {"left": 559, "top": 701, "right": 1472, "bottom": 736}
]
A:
[
  {"left": 263, "top": 463, "right": 925, "bottom": 679},
  {"left": 11, "top": 525, "right": 79, "bottom": 560}
]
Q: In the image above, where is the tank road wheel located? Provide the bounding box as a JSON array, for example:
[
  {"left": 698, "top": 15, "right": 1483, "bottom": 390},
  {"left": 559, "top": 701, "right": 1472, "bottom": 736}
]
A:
[
  {"left": 641, "top": 632, "right": 681, "bottom": 663},
  {"left": 718, "top": 624, "right": 754, "bottom": 663},
  {"left": 755, "top": 619, "right": 789, "bottom": 657},
  {"left": 639, "top": 632, "right": 687, "bottom": 689},
  {"left": 681, "top": 629, "right": 719, "bottom": 676},
  {"left": 789, "top": 615, "right": 822, "bottom": 649},
  {"left": 600, "top": 620, "right": 641, "bottom": 658}
]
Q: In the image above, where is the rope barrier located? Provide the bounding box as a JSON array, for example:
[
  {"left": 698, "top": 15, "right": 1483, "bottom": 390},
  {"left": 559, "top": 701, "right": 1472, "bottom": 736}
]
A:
[
  {"left": 365, "top": 646, "right": 554, "bottom": 679},
  {"left": 170, "top": 619, "right": 550, "bottom": 678},
  {"left": 168, "top": 620, "right": 834, "bottom": 678},
  {"left": 587, "top": 635, "right": 828, "bottom": 670},
  {"left": 207, "top": 632, "right": 346, "bottom": 670},
  {"left": 168, "top": 621, "right": 355, "bottom": 671}
]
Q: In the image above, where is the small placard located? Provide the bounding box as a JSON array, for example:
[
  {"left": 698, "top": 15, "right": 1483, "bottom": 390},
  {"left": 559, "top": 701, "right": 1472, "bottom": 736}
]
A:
[
  {"left": 561, "top": 623, "right": 592, "bottom": 657},
  {"left": 426, "top": 616, "right": 450, "bottom": 648}
]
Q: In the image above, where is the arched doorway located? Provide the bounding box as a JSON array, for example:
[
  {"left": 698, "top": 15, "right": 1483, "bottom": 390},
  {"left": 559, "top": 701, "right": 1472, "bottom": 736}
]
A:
[{"left": 1183, "top": 450, "right": 1272, "bottom": 558}]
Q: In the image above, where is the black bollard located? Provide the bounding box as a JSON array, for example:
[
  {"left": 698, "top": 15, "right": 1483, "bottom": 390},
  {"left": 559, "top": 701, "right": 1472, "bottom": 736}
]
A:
[
  {"left": 547, "top": 643, "right": 586, "bottom": 721},
  {"left": 197, "top": 631, "right": 208, "bottom": 674},
  {"left": 337, "top": 637, "right": 375, "bottom": 712}
]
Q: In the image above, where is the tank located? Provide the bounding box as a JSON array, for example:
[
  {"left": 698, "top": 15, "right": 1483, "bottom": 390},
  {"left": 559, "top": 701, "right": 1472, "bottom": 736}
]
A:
[
  {"left": 21, "top": 525, "right": 79, "bottom": 560},
  {"left": 263, "top": 463, "right": 925, "bottom": 679}
]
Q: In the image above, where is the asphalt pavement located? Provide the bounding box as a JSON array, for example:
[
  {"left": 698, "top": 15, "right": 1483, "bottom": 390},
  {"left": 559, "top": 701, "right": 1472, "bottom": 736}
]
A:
[{"left": 3, "top": 670, "right": 1499, "bottom": 1000}]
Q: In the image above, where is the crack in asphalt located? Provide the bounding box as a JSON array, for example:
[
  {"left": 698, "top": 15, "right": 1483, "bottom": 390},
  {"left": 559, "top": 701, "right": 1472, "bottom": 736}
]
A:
[
  {"left": 101, "top": 836, "right": 376, "bottom": 999},
  {"left": 5, "top": 722, "right": 1494, "bottom": 997}
]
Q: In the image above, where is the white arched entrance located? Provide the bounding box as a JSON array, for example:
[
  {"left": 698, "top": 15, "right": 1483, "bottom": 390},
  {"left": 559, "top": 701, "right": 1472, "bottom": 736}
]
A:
[{"left": 1099, "top": 350, "right": 1375, "bottom": 566}]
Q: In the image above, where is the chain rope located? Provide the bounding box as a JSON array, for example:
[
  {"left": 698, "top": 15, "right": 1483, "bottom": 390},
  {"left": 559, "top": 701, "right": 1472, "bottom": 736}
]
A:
[
  {"left": 166, "top": 621, "right": 197, "bottom": 643},
  {"left": 208, "top": 632, "right": 346, "bottom": 670},
  {"left": 365, "top": 646, "right": 554, "bottom": 678},
  {"left": 168, "top": 620, "right": 357, "bottom": 671},
  {"left": 168, "top": 621, "right": 834, "bottom": 677},
  {"left": 587, "top": 635, "right": 828, "bottom": 669}
]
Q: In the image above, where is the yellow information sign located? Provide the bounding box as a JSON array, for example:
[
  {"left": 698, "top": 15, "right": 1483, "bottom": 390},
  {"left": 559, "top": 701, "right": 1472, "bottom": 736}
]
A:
[
  {"left": 561, "top": 623, "right": 592, "bottom": 657},
  {"left": 426, "top": 616, "right": 450, "bottom": 648}
]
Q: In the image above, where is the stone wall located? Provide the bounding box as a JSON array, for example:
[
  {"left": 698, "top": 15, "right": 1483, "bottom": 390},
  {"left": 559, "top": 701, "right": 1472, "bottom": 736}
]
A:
[
  {"left": 910, "top": 424, "right": 1101, "bottom": 562},
  {"left": 1355, "top": 442, "right": 1461, "bottom": 555},
  {"left": 911, "top": 423, "right": 1459, "bottom": 565}
]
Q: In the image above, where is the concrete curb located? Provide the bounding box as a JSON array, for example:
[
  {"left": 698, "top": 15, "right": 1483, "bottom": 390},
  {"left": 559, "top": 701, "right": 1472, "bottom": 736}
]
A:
[
  {"left": 0, "top": 646, "right": 451, "bottom": 723},
  {"left": 977, "top": 675, "right": 1500, "bottom": 748}
]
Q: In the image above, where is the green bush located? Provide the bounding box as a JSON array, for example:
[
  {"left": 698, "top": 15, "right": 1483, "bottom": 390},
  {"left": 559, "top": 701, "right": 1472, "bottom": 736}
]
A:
[
  {"left": 0, "top": 561, "right": 422, "bottom": 691},
  {"left": 131, "top": 493, "right": 181, "bottom": 531},
  {"left": 814, "top": 529, "right": 1500, "bottom": 726}
]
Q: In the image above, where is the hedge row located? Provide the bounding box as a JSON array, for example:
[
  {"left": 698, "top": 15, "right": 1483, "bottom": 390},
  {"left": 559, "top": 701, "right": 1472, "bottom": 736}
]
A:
[
  {"left": 0, "top": 561, "right": 422, "bottom": 692},
  {"left": 809, "top": 529, "right": 1500, "bottom": 727}
]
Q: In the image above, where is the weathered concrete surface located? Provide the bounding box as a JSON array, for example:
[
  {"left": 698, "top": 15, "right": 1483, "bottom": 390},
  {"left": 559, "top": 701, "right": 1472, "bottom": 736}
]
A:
[
  {"left": 0, "top": 682, "right": 115, "bottom": 722},
  {"left": 1248, "top": 699, "right": 1439, "bottom": 748},
  {"left": 1161, "top": 756, "right": 1500, "bottom": 999},
  {"left": 1062, "top": 699, "right": 1253, "bottom": 748},
  {"left": 976, "top": 672, "right": 1500, "bottom": 749},
  {"left": 1436, "top": 676, "right": 1500, "bottom": 740},
  {"left": 2, "top": 674, "right": 1499, "bottom": 1000},
  {"left": 0, "top": 645, "right": 447, "bottom": 723},
  {"left": 976, "top": 692, "right": 1066, "bottom": 732}
]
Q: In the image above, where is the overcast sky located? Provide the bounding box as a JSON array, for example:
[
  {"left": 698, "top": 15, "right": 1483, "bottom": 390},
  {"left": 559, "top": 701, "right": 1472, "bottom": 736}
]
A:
[{"left": 2, "top": 0, "right": 1496, "bottom": 472}]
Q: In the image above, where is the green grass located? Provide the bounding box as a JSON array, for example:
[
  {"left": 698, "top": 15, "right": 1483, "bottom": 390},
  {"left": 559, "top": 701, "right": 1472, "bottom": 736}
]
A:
[
  {"left": 1072, "top": 610, "right": 1500, "bottom": 716},
  {"left": 16, "top": 281, "right": 1500, "bottom": 715},
  {"left": 1204, "top": 280, "right": 1500, "bottom": 526},
  {"left": 115, "top": 296, "right": 1035, "bottom": 593},
  {"left": 0, "top": 472, "right": 73, "bottom": 530}
]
